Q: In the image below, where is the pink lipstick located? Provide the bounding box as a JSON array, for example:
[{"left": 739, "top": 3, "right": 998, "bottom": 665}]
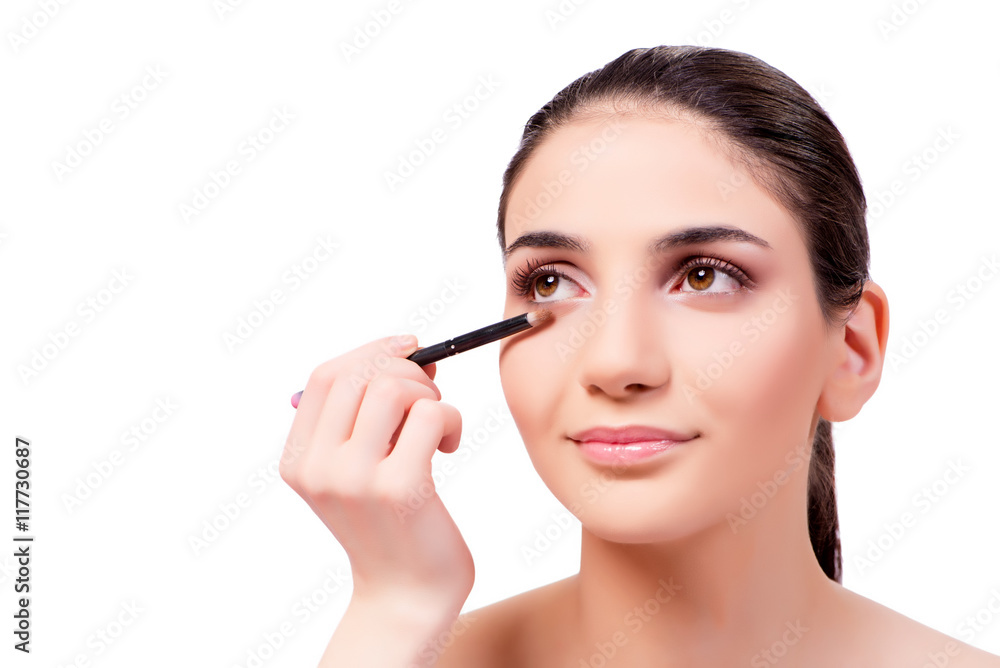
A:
[{"left": 568, "top": 425, "right": 697, "bottom": 465}]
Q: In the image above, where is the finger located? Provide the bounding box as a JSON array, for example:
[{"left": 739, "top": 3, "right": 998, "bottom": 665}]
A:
[
  {"left": 282, "top": 368, "right": 340, "bottom": 481},
  {"left": 382, "top": 398, "right": 462, "bottom": 479},
  {"left": 343, "top": 377, "right": 441, "bottom": 469},
  {"left": 406, "top": 345, "right": 438, "bottom": 381},
  {"left": 292, "top": 336, "right": 431, "bottom": 446},
  {"left": 311, "top": 357, "right": 441, "bottom": 457},
  {"left": 283, "top": 336, "right": 422, "bottom": 481}
]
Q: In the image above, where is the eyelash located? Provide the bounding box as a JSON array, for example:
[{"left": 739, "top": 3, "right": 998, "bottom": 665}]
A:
[{"left": 509, "top": 254, "right": 755, "bottom": 300}]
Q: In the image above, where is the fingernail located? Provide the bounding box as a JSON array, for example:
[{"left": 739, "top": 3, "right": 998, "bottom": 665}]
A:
[{"left": 291, "top": 391, "right": 303, "bottom": 408}]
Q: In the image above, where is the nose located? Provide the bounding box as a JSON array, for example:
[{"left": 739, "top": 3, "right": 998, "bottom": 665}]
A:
[{"left": 573, "top": 283, "right": 672, "bottom": 399}]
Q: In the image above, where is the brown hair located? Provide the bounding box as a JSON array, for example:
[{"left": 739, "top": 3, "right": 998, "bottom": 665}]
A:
[{"left": 495, "top": 45, "right": 872, "bottom": 583}]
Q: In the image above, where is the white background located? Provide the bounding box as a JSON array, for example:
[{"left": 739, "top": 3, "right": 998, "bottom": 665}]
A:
[{"left": 2, "top": 0, "right": 999, "bottom": 665}]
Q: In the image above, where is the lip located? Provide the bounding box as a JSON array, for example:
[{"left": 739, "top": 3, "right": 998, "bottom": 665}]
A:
[
  {"left": 568, "top": 425, "right": 696, "bottom": 444},
  {"left": 568, "top": 425, "right": 697, "bottom": 466}
]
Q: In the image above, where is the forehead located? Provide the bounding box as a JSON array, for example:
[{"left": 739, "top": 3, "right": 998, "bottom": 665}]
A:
[{"left": 504, "top": 115, "right": 803, "bottom": 256}]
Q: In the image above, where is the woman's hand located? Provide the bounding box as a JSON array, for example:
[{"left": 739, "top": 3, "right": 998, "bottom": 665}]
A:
[{"left": 280, "top": 334, "right": 474, "bottom": 620}]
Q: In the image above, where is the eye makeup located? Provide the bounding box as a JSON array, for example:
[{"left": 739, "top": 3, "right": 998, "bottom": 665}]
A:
[
  {"left": 508, "top": 251, "right": 757, "bottom": 303},
  {"left": 510, "top": 258, "right": 574, "bottom": 299}
]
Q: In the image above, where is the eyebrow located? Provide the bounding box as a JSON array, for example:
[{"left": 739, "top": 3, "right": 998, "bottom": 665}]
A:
[{"left": 502, "top": 225, "right": 772, "bottom": 263}]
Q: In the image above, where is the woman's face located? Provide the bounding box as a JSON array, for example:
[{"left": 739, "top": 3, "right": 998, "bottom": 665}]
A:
[{"left": 498, "top": 114, "right": 839, "bottom": 544}]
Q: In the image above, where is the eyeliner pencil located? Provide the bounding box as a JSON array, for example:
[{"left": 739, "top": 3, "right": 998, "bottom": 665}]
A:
[{"left": 290, "top": 308, "right": 551, "bottom": 408}]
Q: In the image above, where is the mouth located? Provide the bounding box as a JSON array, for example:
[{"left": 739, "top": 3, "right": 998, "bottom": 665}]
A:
[{"left": 567, "top": 425, "right": 698, "bottom": 466}]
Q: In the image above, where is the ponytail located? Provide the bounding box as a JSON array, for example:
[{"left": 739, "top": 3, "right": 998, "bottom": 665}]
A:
[{"left": 807, "top": 417, "right": 841, "bottom": 582}]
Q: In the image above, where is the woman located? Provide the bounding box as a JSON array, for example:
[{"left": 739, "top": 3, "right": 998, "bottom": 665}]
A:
[{"left": 280, "top": 46, "right": 1000, "bottom": 666}]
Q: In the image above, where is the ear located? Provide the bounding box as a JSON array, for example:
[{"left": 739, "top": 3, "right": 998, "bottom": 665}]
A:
[{"left": 817, "top": 280, "right": 890, "bottom": 422}]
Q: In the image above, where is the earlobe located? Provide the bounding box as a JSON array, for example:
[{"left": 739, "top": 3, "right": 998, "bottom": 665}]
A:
[{"left": 817, "top": 280, "right": 890, "bottom": 422}]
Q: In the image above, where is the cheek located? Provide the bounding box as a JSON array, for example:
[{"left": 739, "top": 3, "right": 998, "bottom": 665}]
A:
[
  {"left": 499, "top": 328, "right": 602, "bottom": 529},
  {"left": 498, "top": 332, "right": 568, "bottom": 444},
  {"left": 689, "top": 290, "right": 824, "bottom": 453}
]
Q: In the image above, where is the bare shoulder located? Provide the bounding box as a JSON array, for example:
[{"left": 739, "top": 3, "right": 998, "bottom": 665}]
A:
[
  {"left": 434, "top": 575, "right": 576, "bottom": 668},
  {"left": 831, "top": 584, "right": 1000, "bottom": 667}
]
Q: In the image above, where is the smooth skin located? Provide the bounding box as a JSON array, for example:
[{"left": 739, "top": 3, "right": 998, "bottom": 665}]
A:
[{"left": 281, "top": 113, "right": 1000, "bottom": 667}]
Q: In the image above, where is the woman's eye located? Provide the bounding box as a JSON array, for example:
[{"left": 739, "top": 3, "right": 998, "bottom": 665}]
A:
[
  {"left": 511, "top": 257, "right": 749, "bottom": 301},
  {"left": 679, "top": 265, "right": 744, "bottom": 293},
  {"left": 530, "top": 272, "right": 580, "bottom": 301}
]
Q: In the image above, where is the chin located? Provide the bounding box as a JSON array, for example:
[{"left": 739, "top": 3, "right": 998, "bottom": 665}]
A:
[
  {"left": 580, "top": 512, "right": 717, "bottom": 547},
  {"left": 542, "top": 473, "right": 717, "bottom": 546},
  {"left": 580, "top": 519, "right": 670, "bottom": 545}
]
